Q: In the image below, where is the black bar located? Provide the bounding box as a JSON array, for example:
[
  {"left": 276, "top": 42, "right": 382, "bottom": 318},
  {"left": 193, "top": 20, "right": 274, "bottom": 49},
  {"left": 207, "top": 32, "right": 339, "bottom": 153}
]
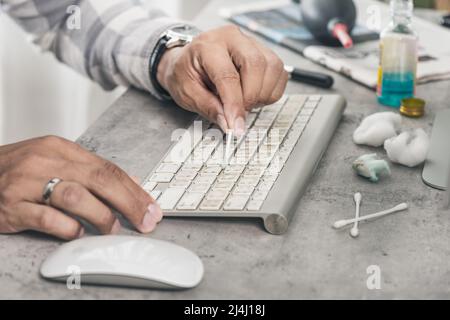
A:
[{"left": 288, "top": 67, "right": 334, "bottom": 88}]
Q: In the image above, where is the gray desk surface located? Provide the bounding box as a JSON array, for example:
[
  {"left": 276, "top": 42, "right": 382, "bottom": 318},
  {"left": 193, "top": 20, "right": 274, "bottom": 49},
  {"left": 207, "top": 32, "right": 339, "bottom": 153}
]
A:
[{"left": 1, "top": 1, "right": 450, "bottom": 299}]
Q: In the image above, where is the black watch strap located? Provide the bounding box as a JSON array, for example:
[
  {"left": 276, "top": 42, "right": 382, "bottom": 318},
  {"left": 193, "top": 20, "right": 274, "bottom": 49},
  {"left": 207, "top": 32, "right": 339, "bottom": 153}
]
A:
[{"left": 150, "top": 35, "right": 172, "bottom": 100}]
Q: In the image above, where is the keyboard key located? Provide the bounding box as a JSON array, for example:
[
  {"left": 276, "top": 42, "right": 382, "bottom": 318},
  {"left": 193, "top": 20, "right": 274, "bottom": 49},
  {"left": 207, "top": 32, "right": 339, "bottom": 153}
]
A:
[
  {"left": 303, "top": 103, "right": 317, "bottom": 111},
  {"left": 204, "top": 190, "right": 228, "bottom": 202},
  {"left": 191, "top": 145, "right": 215, "bottom": 163},
  {"left": 246, "top": 199, "right": 264, "bottom": 211},
  {"left": 232, "top": 185, "right": 254, "bottom": 195},
  {"left": 156, "top": 163, "right": 181, "bottom": 173},
  {"left": 251, "top": 190, "right": 270, "bottom": 201},
  {"left": 300, "top": 108, "right": 314, "bottom": 116},
  {"left": 201, "top": 166, "right": 222, "bottom": 175},
  {"left": 177, "top": 192, "right": 204, "bottom": 210},
  {"left": 265, "top": 132, "right": 283, "bottom": 145},
  {"left": 257, "top": 180, "right": 275, "bottom": 192},
  {"left": 194, "top": 174, "right": 217, "bottom": 185},
  {"left": 176, "top": 170, "right": 198, "bottom": 180},
  {"left": 189, "top": 183, "right": 211, "bottom": 193},
  {"left": 290, "top": 125, "right": 305, "bottom": 136},
  {"left": 217, "top": 173, "right": 240, "bottom": 182},
  {"left": 297, "top": 115, "right": 310, "bottom": 123},
  {"left": 288, "top": 95, "right": 307, "bottom": 103},
  {"left": 237, "top": 176, "right": 260, "bottom": 186},
  {"left": 307, "top": 95, "right": 321, "bottom": 102},
  {"left": 248, "top": 163, "right": 269, "bottom": 170},
  {"left": 262, "top": 173, "right": 279, "bottom": 183},
  {"left": 158, "top": 188, "right": 185, "bottom": 210},
  {"left": 262, "top": 104, "right": 282, "bottom": 113},
  {"left": 283, "top": 139, "right": 298, "bottom": 149},
  {"left": 188, "top": 161, "right": 206, "bottom": 170},
  {"left": 202, "top": 137, "right": 220, "bottom": 147},
  {"left": 266, "top": 162, "right": 283, "bottom": 174},
  {"left": 206, "top": 155, "right": 223, "bottom": 166},
  {"left": 143, "top": 181, "right": 156, "bottom": 191},
  {"left": 223, "top": 195, "right": 250, "bottom": 211},
  {"left": 292, "top": 119, "right": 307, "bottom": 127},
  {"left": 200, "top": 199, "right": 223, "bottom": 211},
  {"left": 254, "top": 119, "right": 273, "bottom": 127},
  {"left": 182, "top": 161, "right": 204, "bottom": 171},
  {"left": 224, "top": 165, "right": 245, "bottom": 174},
  {"left": 169, "top": 178, "right": 191, "bottom": 189},
  {"left": 149, "top": 190, "right": 162, "bottom": 200},
  {"left": 150, "top": 173, "right": 174, "bottom": 183},
  {"left": 245, "top": 131, "right": 260, "bottom": 142},
  {"left": 276, "top": 95, "right": 288, "bottom": 105},
  {"left": 165, "top": 128, "right": 198, "bottom": 163},
  {"left": 212, "top": 180, "right": 235, "bottom": 190},
  {"left": 246, "top": 112, "right": 256, "bottom": 122},
  {"left": 242, "top": 167, "right": 265, "bottom": 178}
]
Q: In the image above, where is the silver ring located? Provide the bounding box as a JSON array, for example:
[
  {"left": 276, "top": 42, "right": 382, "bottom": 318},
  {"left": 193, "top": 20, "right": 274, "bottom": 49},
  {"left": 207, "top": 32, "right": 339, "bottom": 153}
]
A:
[{"left": 42, "top": 178, "right": 62, "bottom": 205}]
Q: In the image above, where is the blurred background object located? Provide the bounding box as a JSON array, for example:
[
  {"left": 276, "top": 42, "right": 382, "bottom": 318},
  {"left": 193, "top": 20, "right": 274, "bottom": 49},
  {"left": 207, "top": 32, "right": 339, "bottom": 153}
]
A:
[
  {"left": 0, "top": 0, "right": 208, "bottom": 145},
  {"left": 434, "top": 0, "right": 450, "bottom": 10},
  {"left": 299, "top": 0, "right": 356, "bottom": 48}
]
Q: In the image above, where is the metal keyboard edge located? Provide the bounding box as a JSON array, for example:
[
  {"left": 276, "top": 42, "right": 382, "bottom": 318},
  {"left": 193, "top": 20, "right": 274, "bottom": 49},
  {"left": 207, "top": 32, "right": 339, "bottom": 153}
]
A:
[{"left": 260, "top": 95, "right": 346, "bottom": 234}]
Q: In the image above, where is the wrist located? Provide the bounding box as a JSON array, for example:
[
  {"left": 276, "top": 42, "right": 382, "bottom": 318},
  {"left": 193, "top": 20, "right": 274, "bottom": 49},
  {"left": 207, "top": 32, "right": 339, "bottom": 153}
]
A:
[
  {"left": 156, "top": 47, "right": 182, "bottom": 93},
  {"left": 150, "top": 25, "right": 200, "bottom": 99}
]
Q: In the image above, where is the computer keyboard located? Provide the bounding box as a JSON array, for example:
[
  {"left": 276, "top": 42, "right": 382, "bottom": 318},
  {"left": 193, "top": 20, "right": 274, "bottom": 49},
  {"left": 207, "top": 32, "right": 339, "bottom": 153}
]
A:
[{"left": 142, "top": 94, "right": 346, "bottom": 234}]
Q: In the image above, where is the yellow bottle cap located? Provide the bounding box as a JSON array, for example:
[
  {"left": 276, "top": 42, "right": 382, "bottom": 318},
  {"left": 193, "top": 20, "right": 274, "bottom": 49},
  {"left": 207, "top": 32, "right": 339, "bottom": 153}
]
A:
[{"left": 400, "top": 98, "right": 426, "bottom": 118}]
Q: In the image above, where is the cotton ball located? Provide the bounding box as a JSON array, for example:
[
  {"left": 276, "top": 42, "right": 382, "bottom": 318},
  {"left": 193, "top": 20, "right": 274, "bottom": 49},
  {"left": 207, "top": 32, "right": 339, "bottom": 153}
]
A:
[
  {"left": 353, "top": 112, "right": 402, "bottom": 147},
  {"left": 384, "top": 128, "right": 430, "bottom": 167}
]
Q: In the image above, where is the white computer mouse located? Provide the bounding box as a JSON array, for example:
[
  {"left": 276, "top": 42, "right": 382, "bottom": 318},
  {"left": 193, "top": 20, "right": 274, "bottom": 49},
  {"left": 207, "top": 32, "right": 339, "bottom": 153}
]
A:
[{"left": 40, "top": 235, "right": 204, "bottom": 290}]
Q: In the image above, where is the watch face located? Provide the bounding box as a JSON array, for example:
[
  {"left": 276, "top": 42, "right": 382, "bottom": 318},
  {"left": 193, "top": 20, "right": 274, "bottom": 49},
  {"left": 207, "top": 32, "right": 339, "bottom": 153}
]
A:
[
  {"left": 169, "top": 25, "right": 200, "bottom": 38},
  {"left": 165, "top": 26, "right": 200, "bottom": 49}
]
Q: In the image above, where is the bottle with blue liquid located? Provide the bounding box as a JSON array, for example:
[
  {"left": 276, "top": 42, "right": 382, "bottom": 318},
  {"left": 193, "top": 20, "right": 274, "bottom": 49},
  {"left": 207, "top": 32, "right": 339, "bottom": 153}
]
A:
[{"left": 377, "top": 0, "right": 418, "bottom": 108}]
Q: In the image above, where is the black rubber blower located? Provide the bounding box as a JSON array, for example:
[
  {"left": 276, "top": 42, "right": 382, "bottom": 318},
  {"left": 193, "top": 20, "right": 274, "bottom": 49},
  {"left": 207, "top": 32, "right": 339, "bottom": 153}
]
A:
[{"left": 299, "top": 0, "right": 357, "bottom": 48}]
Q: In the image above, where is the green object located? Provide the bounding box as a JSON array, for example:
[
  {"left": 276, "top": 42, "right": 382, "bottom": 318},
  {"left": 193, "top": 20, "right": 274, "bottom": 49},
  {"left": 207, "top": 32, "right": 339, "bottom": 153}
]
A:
[
  {"left": 414, "top": 0, "right": 435, "bottom": 8},
  {"left": 352, "top": 154, "right": 391, "bottom": 182},
  {"left": 383, "top": 0, "right": 435, "bottom": 8}
]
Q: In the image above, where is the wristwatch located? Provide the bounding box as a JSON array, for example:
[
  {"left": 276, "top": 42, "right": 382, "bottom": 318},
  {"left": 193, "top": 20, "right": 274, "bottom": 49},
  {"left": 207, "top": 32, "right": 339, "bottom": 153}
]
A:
[{"left": 150, "top": 25, "right": 201, "bottom": 99}]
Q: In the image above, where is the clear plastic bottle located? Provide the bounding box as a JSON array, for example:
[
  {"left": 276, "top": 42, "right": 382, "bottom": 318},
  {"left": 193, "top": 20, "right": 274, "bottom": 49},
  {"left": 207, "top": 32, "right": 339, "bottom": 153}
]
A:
[{"left": 377, "top": 0, "right": 418, "bottom": 108}]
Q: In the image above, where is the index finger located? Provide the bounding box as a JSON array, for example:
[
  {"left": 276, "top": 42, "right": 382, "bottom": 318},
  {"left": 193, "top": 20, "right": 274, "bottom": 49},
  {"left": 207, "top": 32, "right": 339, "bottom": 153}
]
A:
[
  {"left": 199, "top": 46, "right": 246, "bottom": 136},
  {"left": 62, "top": 161, "right": 162, "bottom": 233},
  {"left": 44, "top": 137, "right": 153, "bottom": 216}
]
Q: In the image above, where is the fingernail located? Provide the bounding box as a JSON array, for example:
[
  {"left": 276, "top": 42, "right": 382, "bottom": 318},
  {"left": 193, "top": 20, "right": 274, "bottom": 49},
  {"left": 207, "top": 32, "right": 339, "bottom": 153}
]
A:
[
  {"left": 111, "top": 219, "right": 121, "bottom": 234},
  {"left": 234, "top": 117, "right": 246, "bottom": 137},
  {"left": 139, "top": 203, "right": 162, "bottom": 233},
  {"left": 216, "top": 114, "right": 228, "bottom": 132},
  {"left": 77, "top": 227, "right": 85, "bottom": 238}
]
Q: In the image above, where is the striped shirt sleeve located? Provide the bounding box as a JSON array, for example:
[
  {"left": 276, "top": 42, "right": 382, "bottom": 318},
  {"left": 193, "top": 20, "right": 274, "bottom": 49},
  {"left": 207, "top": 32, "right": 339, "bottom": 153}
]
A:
[{"left": 1, "top": 0, "right": 190, "bottom": 99}]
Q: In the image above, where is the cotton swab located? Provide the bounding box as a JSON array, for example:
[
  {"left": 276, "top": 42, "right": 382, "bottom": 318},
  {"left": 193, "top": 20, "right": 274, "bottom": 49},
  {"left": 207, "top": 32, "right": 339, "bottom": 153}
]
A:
[
  {"left": 223, "top": 130, "right": 233, "bottom": 168},
  {"left": 333, "top": 203, "right": 408, "bottom": 229},
  {"left": 445, "top": 161, "right": 450, "bottom": 209},
  {"left": 350, "top": 192, "right": 362, "bottom": 238}
]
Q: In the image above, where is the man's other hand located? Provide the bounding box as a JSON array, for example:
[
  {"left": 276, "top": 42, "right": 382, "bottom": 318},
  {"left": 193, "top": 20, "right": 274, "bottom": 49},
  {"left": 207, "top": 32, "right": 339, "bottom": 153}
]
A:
[{"left": 0, "top": 136, "right": 162, "bottom": 240}]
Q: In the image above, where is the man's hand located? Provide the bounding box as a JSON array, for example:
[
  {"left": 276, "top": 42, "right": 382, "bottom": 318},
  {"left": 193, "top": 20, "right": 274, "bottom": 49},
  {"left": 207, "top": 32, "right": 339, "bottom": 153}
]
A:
[
  {"left": 157, "top": 25, "right": 289, "bottom": 135},
  {"left": 0, "top": 136, "right": 162, "bottom": 240}
]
